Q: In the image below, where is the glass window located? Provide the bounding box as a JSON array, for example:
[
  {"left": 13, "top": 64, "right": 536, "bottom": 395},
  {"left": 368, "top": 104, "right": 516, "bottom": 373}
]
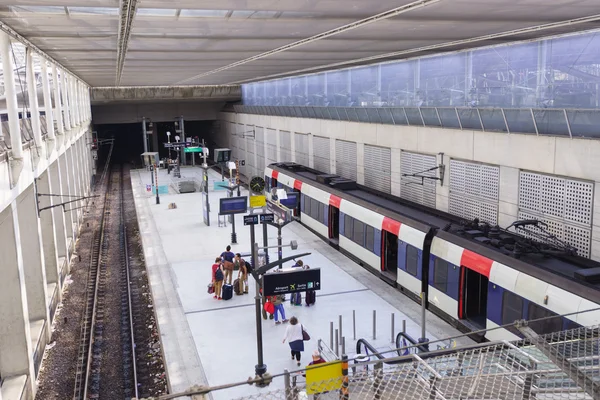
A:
[
  {"left": 344, "top": 214, "right": 353, "bottom": 238},
  {"left": 317, "top": 201, "right": 324, "bottom": 223},
  {"left": 365, "top": 225, "right": 375, "bottom": 252},
  {"left": 311, "top": 198, "right": 319, "bottom": 220},
  {"left": 406, "top": 245, "right": 419, "bottom": 276},
  {"left": 502, "top": 291, "right": 523, "bottom": 325},
  {"left": 528, "top": 303, "right": 562, "bottom": 335},
  {"left": 303, "top": 195, "right": 311, "bottom": 216},
  {"left": 353, "top": 220, "right": 365, "bottom": 246},
  {"left": 433, "top": 258, "right": 448, "bottom": 292}
]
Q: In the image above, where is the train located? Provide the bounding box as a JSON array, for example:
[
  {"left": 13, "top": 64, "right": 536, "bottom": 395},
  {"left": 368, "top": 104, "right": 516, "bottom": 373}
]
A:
[{"left": 264, "top": 162, "right": 600, "bottom": 341}]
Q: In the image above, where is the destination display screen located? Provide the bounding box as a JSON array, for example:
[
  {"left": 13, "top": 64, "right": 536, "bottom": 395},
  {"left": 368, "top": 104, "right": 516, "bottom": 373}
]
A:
[{"left": 219, "top": 196, "right": 247, "bottom": 215}]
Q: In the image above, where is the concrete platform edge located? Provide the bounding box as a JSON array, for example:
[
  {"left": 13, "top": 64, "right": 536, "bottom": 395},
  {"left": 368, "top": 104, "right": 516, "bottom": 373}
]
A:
[{"left": 131, "top": 170, "right": 210, "bottom": 399}]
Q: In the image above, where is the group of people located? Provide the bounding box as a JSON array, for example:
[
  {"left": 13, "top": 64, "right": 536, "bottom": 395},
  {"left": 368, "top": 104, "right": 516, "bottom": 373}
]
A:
[{"left": 210, "top": 245, "right": 249, "bottom": 299}]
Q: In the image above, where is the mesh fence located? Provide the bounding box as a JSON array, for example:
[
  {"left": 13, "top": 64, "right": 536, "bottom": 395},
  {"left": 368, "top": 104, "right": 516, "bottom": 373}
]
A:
[{"left": 229, "top": 325, "right": 600, "bottom": 400}]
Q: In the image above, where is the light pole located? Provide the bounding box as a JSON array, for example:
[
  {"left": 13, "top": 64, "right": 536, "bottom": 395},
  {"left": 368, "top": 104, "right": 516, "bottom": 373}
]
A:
[{"left": 166, "top": 131, "right": 172, "bottom": 160}]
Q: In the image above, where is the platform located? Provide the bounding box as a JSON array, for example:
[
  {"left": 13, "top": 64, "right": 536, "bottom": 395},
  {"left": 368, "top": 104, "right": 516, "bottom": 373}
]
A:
[{"left": 131, "top": 166, "right": 473, "bottom": 399}]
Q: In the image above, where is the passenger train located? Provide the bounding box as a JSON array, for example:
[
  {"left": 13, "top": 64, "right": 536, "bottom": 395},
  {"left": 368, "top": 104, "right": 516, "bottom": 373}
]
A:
[{"left": 264, "top": 162, "right": 600, "bottom": 341}]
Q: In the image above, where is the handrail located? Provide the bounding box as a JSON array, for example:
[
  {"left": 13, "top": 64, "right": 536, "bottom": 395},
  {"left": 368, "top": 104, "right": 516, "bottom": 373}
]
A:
[{"left": 396, "top": 331, "right": 429, "bottom": 355}]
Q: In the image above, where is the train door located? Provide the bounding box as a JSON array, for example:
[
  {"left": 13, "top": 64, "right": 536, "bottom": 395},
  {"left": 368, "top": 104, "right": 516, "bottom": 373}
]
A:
[
  {"left": 459, "top": 267, "right": 488, "bottom": 329},
  {"left": 381, "top": 231, "right": 398, "bottom": 280},
  {"left": 329, "top": 206, "right": 339, "bottom": 243}
]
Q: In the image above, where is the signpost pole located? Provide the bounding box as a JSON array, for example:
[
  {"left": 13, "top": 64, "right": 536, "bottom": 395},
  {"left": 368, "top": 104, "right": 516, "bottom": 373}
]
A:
[
  {"left": 201, "top": 139, "right": 210, "bottom": 226},
  {"left": 150, "top": 165, "right": 154, "bottom": 194},
  {"left": 263, "top": 219, "right": 269, "bottom": 261},
  {"left": 251, "top": 223, "right": 267, "bottom": 378},
  {"left": 154, "top": 164, "right": 160, "bottom": 204},
  {"left": 142, "top": 117, "right": 148, "bottom": 153},
  {"left": 277, "top": 225, "right": 283, "bottom": 268}
]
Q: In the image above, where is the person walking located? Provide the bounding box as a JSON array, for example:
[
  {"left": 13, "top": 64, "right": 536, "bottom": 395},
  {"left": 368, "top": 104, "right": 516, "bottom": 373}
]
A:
[
  {"left": 221, "top": 245, "right": 235, "bottom": 284},
  {"left": 211, "top": 257, "right": 224, "bottom": 300},
  {"left": 235, "top": 253, "right": 248, "bottom": 294},
  {"left": 272, "top": 294, "right": 289, "bottom": 325},
  {"left": 283, "top": 316, "right": 308, "bottom": 366},
  {"left": 260, "top": 288, "right": 274, "bottom": 320}
]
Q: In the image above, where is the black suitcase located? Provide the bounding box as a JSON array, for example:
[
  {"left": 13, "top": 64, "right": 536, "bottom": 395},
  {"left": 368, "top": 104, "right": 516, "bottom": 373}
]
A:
[
  {"left": 222, "top": 284, "right": 233, "bottom": 300},
  {"left": 305, "top": 290, "right": 316, "bottom": 306}
]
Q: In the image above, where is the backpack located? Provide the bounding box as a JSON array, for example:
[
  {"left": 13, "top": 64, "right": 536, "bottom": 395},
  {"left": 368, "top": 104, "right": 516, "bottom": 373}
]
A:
[
  {"left": 215, "top": 267, "right": 224, "bottom": 281},
  {"left": 244, "top": 259, "right": 253, "bottom": 274}
]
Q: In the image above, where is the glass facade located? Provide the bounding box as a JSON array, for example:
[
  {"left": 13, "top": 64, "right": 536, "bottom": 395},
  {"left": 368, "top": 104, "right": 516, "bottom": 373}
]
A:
[{"left": 242, "top": 29, "right": 600, "bottom": 110}]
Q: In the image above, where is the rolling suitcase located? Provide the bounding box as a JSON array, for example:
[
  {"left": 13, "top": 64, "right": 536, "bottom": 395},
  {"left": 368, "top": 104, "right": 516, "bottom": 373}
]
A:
[
  {"left": 305, "top": 290, "right": 316, "bottom": 306},
  {"left": 222, "top": 284, "right": 233, "bottom": 300},
  {"left": 290, "top": 292, "right": 302, "bottom": 306},
  {"left": 233, "top": 279, "right": 242, "bottom": 295}
]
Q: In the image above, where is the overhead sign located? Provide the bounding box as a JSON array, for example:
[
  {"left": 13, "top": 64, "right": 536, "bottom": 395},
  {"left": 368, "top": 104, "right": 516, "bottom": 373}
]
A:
[
  {"left": 184, "top": 147, "right": 204, "bottom": 153},
  {"left": 250, "top": 195, "right": 267, "bottom": 208},
  {"left": 244, "top": 214, "right": 259, "bottom": 226},
  {"left": 164, "top": 142, "right": 191, "bottom": 149},
  {"left": 260, "top": 213, "right": 275, "bottom": 224},
  {"left": 263, "top": 268, "right": 321, "bottom": 296},
  {"left": 243, "top": 213, "right": 275, "bottom": 226},
  {"left": 219, "top": 196, "right": 248, "bottom": 215},
  {"left": 266, "top": 199, "right": 292, "bottom": 223}
]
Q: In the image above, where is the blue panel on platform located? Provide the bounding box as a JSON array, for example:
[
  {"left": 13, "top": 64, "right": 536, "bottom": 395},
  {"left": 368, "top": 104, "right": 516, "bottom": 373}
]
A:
[{"left": 213, "top": 181, "right": 230, "bottom": 191}]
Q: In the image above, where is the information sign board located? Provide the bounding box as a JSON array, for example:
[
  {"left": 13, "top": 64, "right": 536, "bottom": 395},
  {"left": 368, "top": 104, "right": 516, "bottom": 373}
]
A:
[
  {"left": 249, "top": 195, "right": 266, "bottom": 208},
  {"left": 243, "top": 213, "right": 274, "bottom": 225},
  {"left": 262, "top": 268, "right": 321, "bottom": 296},
  {"left": 219, "top": 196, "right": 248, "bottom": 215},
  {"left": 266, "top": 200, "right": 292, "bottom": 223},
  {"left": 184, "top": 147, "right": 204, "bottom": 153},
  {"left": 244, "top": 215, "right": 259, "bottom": 226}
]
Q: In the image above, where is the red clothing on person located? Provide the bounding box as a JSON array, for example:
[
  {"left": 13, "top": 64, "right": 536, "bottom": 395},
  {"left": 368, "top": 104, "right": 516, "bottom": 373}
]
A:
[
  {"left": 212, "top": 263, "right": 220, "bottom": 280},
  {"left": 309, "top": 358, "right": 326, "bottom": 366}
]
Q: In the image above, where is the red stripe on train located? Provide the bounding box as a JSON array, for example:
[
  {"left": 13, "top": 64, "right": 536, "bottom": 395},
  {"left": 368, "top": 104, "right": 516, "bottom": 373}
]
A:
[
  {"left": 382, "top": 217, "right": 401, "bottom": 236},
  {"left": 460, "top": 249, "right": 493, "bottom": 278},
  {"left": 329, "top": 195, "right": 342, "bottom": 208},
  {"left": 294, "top": 180, "right": 303, "bottom": 191},
  {"left": 271, "top": 170, "right": 279, "bottom": 180}
]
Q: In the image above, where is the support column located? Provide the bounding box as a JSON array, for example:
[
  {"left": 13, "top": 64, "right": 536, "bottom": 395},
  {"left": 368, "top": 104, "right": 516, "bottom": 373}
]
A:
[
  {"left": 25, "top": 48, "right": 44, "bottom": 162},
  {"left": 37, "top": 171, "right": 60, "bottom": 286},
  {"left": 142, "top": 117, "right": 148, "bottom": 153},
  {"left": 152, "top": 122, "right": 159, "bottom": 152},
  {"left": 0, "top": 32, "right": 24, "bottom": 185},
  {"left": 58, "top": 153, "right": 74, "bottom": 245},
  {"left": 308, "top": 133, "right": 314, "bottom": 168},
  {"left": 49, "top": 161, "right": 67, "bottom": 261},
  {"left": 52, "top": 65, "right": 65, "bottom": 145},
  {"left": 180, "top": 116, "right": 186, "bottom": 165},
  {"left": 0, "top": 203, "right": 35, "bottom": 394},
  {"left": 41, "top": 61, "right": 56, "bottom": 156},
  {"left": 356, "top": 142, "right": 365, "bottom": 185},
  {"left": 60, "top": 71, "right": 71, "bottom": 133},
  {"left": 73, "top": 78, "right": 80, "bottom": 127},
  {"left": 16, "top": 186, "right": 49, "bottom": 324}
]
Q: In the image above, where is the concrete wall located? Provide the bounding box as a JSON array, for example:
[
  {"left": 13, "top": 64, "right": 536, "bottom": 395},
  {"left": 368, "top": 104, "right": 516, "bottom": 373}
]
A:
[
  {"left": 91, "top": 101, "right": 226, "bottom": 124},
  {"left": 0, "top": 120, "right": 92, "bottom": 400},
  {"left": 218, "top": 112, "right": 600, "bottom": 262}
]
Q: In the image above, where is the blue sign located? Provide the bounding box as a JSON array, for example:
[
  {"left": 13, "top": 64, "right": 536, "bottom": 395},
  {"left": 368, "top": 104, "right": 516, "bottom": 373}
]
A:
[
  {"left": 244, "top": 215, "right": 259, "bottom": 225},
  {"left": 219, "top": 196, "right": 248, "bottom": 215},
  {"left": 280, "top": 192, "right": 299, "bottom": 208}
]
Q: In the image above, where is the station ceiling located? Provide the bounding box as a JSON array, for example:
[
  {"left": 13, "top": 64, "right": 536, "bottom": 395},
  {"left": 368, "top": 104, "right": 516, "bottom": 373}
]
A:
[{"left": 0, "top": 0, "right": 599, "bottom": 87}]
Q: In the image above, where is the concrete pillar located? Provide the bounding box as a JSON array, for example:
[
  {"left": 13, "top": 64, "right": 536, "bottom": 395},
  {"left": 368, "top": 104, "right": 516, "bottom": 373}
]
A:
[
  {"left": 37, "top": 171, "right": 60, "bottom": 286},
  {"left": 356, "top": 142, "right": 365, "bottom": 185},
  {"left": 391, "top": 148, "right": 401, "bottom": 197},
  {"left": 329, "top": 137, "right": 336, "bottom": 174},
  {"left": 73, "top": 78, "right": 81, "bottom": 126},
  {"left": 308, "top": 133, "right": 314, "bottom": 168},
  {"left": 52, "top": 65, "right": 65, "bottom": 137},
  {"left": 498, "top": 166, "right": 520, "bottom": 230},
  {"left": 49, "top": 161, "right": 67, "bottom": 259},
  {"left": 58, "top": 153, "right": 74, "bottom": 243},
  {"left": 290, "top": 128, "right": 296, "bottom": 163},
  {"left": 152, "top": 123, "right": 159, "bottom": 152},
  {"left": 66, "top": 146, "right": 80, "bottom": 227},
  {"left": 41, "top": 61, "right": 56, "bottom": 145},
  {"left": 275, "top": 129, "right": 281, "bottom": 162},
  {"left": 436, "top": 153, "right": 450, "bottom": 213},
  {"left": 16, "top": 186, "right": 49, "bottom": 324},
  {"left": 25, "top": 48, "right": 44, "bottom": 161},
  {"left": 77, "top": 137, "right": 87, "bottom": 197},
  {"left": 0, "top": 32, "right": 24, "bottom": 185},
  {"left": 592, "top": 186, "right": 600, "bottom": 262},
  {"left": 0, "top": 203, "right": 35, "bottom": 394}
]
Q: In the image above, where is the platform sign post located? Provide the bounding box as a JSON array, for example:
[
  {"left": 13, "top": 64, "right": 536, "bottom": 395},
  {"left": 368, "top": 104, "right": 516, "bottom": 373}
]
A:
[
  {"left": 154, "top": 164, "right": 160, "bottom": 205},
  {"left": 201, "top": 139, "right": 210, "bottom": 226}
]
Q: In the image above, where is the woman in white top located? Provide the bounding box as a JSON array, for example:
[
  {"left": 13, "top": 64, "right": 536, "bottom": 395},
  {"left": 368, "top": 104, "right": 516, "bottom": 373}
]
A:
[{"left": 282, "top": 316, "right": 308, "bottom": 366}]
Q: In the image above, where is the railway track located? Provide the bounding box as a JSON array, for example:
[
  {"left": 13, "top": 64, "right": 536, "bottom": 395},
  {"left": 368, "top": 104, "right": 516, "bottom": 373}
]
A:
[{"left": 72, "top": 164, "right": 139, "bottom": 400}]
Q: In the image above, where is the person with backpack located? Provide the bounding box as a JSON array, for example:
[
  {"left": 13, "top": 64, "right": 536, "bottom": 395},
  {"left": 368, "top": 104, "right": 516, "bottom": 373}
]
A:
[
  {"left": 304, "top": 265, "right": 316, "bottom": 306},
  {"left": 221, "top": 245, "right": 235, "bottom": 284},
  {"left": 272, "top": 294, "right": 289, "bottom": 325},
  {"left": 211, "top": 257, "right": 224, "bottom": 300},
  {"left": 235, "top": 253, "right": 248, "bottom": 294}
]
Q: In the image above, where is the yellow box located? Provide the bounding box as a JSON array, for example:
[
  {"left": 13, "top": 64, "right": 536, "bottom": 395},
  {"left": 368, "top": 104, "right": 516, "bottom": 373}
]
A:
[
  {"left": 249, "top": 195, "right": 266, "bottom": 208},
  {"left": 305, "top": 361, "right": 343, "bottom": 395}
]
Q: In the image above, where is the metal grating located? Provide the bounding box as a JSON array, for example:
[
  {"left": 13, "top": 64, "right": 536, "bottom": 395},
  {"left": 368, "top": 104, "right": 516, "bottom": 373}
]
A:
[
  {"left": 256, "top": 126, "right": 265, "bottom": 176},
  {"left": 279, "top": 130, "right": 292, "bottom": 162},
  {"left": 364, "top": 144, "right": 391, "bottom": 193},
  {"left": 266, "top": 128, "right": 277, "bottom": 165},
  {"left": 246, "top": 126, "right": 257, "bottom": 178},
  {"left": 449, "top": 160, "right": 499, "bottom": 224},
  {"left": 518, "top": 171, "right": 593, "bottom": 258},
  {"left": 237, "top": 124, "right": 247, "bottom": 175},
  {"left": 313, "top": 135, "right": 330, "bottom": 173},
  {"left": 295, "top": 132, "right": 309, "bottom": 167},
  {"left": 400, "top": 151, "right": 436, "bottom": 208},
  {"left": 335, "top": 139, "right": 357, "bottom": 181}
]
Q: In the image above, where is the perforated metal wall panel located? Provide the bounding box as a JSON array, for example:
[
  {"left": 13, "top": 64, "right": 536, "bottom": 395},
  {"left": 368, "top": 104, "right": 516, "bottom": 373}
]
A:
[
  {"left": 280, "top": 130, "right": 292, "bottom": 162},
  {"left": 400, "top": 151, "right": 436, "bottom": 208},
  {"left": 255, "top": 126, "right": 265, "bottom": 175},
  {"left": 364, "top": 145, "right": 391, "bottom": 193},
  {"left": 246, "top": 126, "right": 256, "bottom": 178},
  {"left": 295, "top": 132, "right": 309, "bottom": 167},
  {"left": 313, "top": 136, "right": 330, "bottom": 173},
  {"left": 335, "top": 140, "right": 357, "bottom": 181},
  {"left": 266, "top": 128, "right": 277, "bottom": 165},
  {"left": 237, "top": 124, "right": 246, "bottom": 175},
  {"left": 518, "top": 171, "right": 593, "bottom": 257},
  {"left": 449, "top": 160, "right": 499, "bottom": 224}
]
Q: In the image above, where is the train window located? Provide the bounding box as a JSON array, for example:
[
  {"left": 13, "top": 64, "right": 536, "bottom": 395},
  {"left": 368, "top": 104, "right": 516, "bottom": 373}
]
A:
[
  {"left": 433, "top": 258, "right": 447, "bottom": 292},
  {"left": 310, "top": 198, "right": 318, "bottom": 220},
  {"left": 344, "top": 215, "right": 353, "bottom": 238},
  {"left": 303, "top": 195, "right": 311, "bottom": 215},
  {"left": 353, "top": 220, "right": 365, "bottom": 246},
  {"left": 528, "top": 303, "right": 562, "bottom": 335},
  {"left": 318, "top": 201, "right": 324, "bottom": 224},
  {"left": 365, "top": 225, "right": 374, "bottom": 252},
  {"left": 406, "top": 245, "right": 419, "bottom": 276},
  {"left": 501, "top": 292, "right": 523, "bottom": 325}
]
